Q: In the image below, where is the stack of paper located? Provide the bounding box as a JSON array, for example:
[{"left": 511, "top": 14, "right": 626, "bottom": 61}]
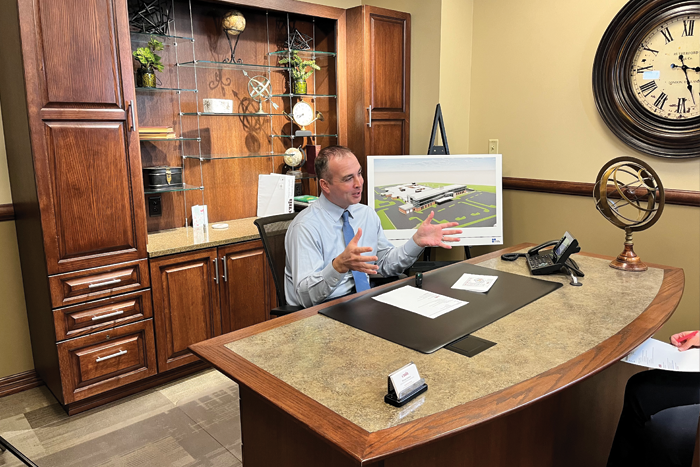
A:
[
  {"left": 451, "top": 273, "right": 498, "bottom": 293},
  {"left": 139, "top": 126, "right": 176, "bottom": 139}
]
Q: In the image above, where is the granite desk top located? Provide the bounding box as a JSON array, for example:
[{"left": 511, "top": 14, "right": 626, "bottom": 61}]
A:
[
  {"left": 147, "top": 217, "right": 260, "bottom": 257},
  {"left": 225, "top": 253, "right": 665, "bottom": 433}
]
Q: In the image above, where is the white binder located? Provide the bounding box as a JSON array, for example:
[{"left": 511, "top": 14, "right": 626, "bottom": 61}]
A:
[{"left": 257, "top": 174, "right": 295, "bottom": 217}]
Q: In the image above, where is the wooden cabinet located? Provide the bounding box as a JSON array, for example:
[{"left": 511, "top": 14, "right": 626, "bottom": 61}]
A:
[
  {"left": 0, "top": 0, "right": 149, "bottom": 411},
  {"left": 346, "top": 6, "right": 411, "bottom": 202},
  {"left": 150, "top": 241, "right": 271, "bottom": 371},
  {"left": 219, "top": 241, "right": 271, "bottom": 334},
  {"left": 150, "top": 249, "right": 221, "bottom": 372},
  {"left": 17, "top": 0, "right": 147, "bottom": 275}
]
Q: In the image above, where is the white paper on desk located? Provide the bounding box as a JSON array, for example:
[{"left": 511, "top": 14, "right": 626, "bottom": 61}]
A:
[
  {"left": 372, "top": 285, "right": 468, "bottom": 319},
  {"left": 451, "top": 273, "right": 498, "bottom": 293},
  {"left": 622, "top": 338, "right": 700, "bottom": 372}
]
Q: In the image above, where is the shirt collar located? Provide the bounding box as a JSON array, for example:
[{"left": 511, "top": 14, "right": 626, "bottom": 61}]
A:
[{"left": 318, "top": 193, "right": 362, "bottom": 222}]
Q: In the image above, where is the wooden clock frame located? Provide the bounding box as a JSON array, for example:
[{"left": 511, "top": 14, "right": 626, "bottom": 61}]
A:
[{"left": 592, "top": 0, "right": 700, "bottom": 158}]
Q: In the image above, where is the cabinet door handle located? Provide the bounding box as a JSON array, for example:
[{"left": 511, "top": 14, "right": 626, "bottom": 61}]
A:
[
  {"left": 88, "top": 278, "right": 122, "bottom": 289},
  {"left": 367, "top": 105, "right": 372, "bottom": 127},
  {"left": 221, "top": 256, "right": 228, "bottom": 282},
  {"left": 213, "top": 258, "right": 219, "bottom": 284},
  {"left": 96, "top": 349, "right": 127, "bottom": 362},
  {"left": 91, "top": 310, "right": 124, "bottom": 321},
  {"left": 128, "top": 100, "right": 136, "bottom": 132}
]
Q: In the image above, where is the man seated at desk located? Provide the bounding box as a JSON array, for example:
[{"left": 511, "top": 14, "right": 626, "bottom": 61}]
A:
[{"left": 285, "top": 145, "right": 462, "bottom": 308}]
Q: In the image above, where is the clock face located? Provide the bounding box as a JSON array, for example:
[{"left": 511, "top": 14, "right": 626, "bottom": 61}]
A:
[
  {"left": 631, "top": 15, "right": 700, "bottom": 120},
  {"left": 292, "top": 101, "right": 314, "bottom": 127}
]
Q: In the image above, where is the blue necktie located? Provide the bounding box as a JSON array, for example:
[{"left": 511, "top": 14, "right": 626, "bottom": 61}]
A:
[{"left": 341, "top": 210, "right": 371, "bottom": 293}]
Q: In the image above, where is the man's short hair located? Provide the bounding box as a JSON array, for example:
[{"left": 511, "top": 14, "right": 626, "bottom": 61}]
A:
[{"left": 315, "top": 145, "right": 354, "bottom": 182}]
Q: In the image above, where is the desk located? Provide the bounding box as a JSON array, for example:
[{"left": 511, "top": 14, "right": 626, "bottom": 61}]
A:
[{"left": 190, "top": 245, "right": 684, "bottom": 466}]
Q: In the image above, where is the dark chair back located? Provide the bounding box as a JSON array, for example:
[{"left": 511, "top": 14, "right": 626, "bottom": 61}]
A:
[{"left": 254, "top": 212, "right": 298, "bottom": 308}]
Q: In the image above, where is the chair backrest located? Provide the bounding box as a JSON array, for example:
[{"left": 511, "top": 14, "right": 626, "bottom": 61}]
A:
[{"left": 254, "top": 212, "right": 298, "bottom": 308}]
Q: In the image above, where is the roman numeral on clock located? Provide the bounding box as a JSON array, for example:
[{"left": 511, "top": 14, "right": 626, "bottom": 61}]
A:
[
  {"left": 660, "top": 28, "right": 673, "bottom": 43},
  {"left": 641, "top": 45, "right": 659, "bottom": 55},
  {"left": 636, "top": 66, "right": 652, "bottom": 74},
  {"left": 677, "top": 98, "right": 687, "bottom": 113},
  {"left": 654, "top": 92, "right": 668, "bottom": 109},
  {"left": 682, "top": 20, "right": 695, "bottom": 37},
  {"left": 640, "top": 81, "right": 657, "bottom": 97}
]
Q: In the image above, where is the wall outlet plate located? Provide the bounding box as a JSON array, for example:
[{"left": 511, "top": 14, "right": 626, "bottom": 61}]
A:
[
  {"left": 488, "top": 139, "right": 499, "bottom": 154},
  {"left": 148, "top": 196, "right": 162, "bottom": 217}
]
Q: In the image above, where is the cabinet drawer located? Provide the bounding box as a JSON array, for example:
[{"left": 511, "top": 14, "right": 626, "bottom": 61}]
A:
[
  {"left": 58, "top": 319, "right": 157, "bottom": 404},
  {"left": 54, "top": 290, "right": 153, "bottom": 341},
  {"left": 50, "top": 259, "right": 150, "bottom": 308}
]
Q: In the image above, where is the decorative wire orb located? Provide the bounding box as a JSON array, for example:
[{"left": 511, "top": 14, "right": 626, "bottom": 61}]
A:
[
  {"left": 248, "top": 75, "right": 272, "bottom": 104},
  {"left": 592, "top": 156, "right": 665, "bottom": 271},
  {"left": 593, "top": 156, "right": 665, "bottom": 232}
]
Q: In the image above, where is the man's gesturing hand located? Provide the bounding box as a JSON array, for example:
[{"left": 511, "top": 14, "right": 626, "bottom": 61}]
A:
[
  {"left": 332, "top": 228, "right": 379, "bottom": 274},
  {"left": 412, "top": 211, "right": 462, "bottom": 249}
]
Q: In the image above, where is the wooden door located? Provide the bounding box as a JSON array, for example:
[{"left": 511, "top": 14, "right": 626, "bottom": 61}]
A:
[
  {"left": 150, "top": 249, "right": 222, "bottom": 372},
  {"left": 17, "top": 0, "right": 146, "bottom": 274},
  {"left": 219, "top": 241, "right": 271, "bottom": 333},
  {"left": 347, "top": 6, "right": 410, "bottom": 202}
]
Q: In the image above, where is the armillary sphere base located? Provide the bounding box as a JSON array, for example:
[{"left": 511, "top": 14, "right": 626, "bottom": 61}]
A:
[{"left": 610, "top": 232, "right": 647, "bottom": 272}]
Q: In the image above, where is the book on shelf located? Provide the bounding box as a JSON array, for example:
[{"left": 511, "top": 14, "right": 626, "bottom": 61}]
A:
[{"left": 139, "top": 126, "right": 174, "bottom": 134}]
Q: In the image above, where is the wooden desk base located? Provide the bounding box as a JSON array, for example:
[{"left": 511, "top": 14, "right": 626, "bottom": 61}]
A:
[{"left": 240, "top": 361, "right": 642, "bottom": 466}]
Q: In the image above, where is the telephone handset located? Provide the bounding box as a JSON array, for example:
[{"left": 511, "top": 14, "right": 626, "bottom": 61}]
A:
[{"left": 526, "top": 232, "right": 582, "bottom": 276}]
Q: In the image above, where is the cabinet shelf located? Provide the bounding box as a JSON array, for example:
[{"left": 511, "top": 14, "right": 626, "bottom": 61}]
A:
[
  {"left": 183, "top": 153, "right": 286, "bottom": 161},
  {"left": 139, "top": 137, "right": 201, "bottom": 142},
  {"left": 180, "top": 112, "right": 285, "bottom": 117},
  {"left": 130, "top": 32, "right": 194, "bottom": 44},
  {"left": 271, "top": 134, "right": 338, "bottom": 139},
  {"left": 136, "top": 86, "right": 198, "bottom": 93},
  {"left": 271, "top": 93, "right": 337, "bottom": 98},
  {"left": 269, "top": 49, "right": 336, "bottom": 58},
  {"left": 144, "top": 184, "right": 203, "bottom": 195},
  {"left": 178, "top": 60, "right": 286, "bottom": 72}
]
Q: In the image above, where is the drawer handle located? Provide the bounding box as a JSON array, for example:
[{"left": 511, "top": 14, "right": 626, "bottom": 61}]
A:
[
  {"left": 91, "top": 310, "right": 124, "bottom": 321},
  {"left": 88, "top": 278, "right": 122, "bottom": 289},
  {"left": 96, "top": 350, "right": 127, "bottom": 362}
]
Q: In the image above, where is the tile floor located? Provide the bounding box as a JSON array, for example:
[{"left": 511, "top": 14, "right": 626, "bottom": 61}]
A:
[{"left": 0, "top": 370, "right": 242, "bottom": 466}]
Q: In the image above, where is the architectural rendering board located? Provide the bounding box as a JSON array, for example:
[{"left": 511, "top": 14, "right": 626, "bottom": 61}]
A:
[{"left": 367, "top": 155, "right": 503, "bottom": 246}]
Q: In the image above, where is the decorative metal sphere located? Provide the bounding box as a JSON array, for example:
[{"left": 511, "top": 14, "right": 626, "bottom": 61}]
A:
[
  {"left": 593, "top": 156, "right": 665, "bottom": 233},
  {"left": 222, "top": 10, "right": 246, "bottom": 35},
  {"left": 247, "top": 75, "right": 272, "bottom": 104}
]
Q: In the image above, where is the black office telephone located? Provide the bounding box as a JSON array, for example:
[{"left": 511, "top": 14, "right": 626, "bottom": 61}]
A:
[{"left": 526, "top": 232, "right": 581, "bottom": 275}]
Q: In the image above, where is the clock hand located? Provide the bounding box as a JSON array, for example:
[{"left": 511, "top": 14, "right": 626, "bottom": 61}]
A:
[{"left": 677, "top": 55, "right": 696, "bottom": 105}]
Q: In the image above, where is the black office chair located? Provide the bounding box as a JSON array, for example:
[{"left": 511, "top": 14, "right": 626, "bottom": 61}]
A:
[
  {"left": 0, "top": 436, "right": 38, "bottom": 467},
  {"left": 254, "top": 213, "right": 304, "bottom": 317}
]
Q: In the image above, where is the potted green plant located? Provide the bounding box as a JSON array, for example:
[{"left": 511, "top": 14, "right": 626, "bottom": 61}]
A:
[
  {"left": 133, "top": 37, "right": 164, "bottom": 88},
  {"left": 279, "top": 51, "right": 320, "bottom": 95}
]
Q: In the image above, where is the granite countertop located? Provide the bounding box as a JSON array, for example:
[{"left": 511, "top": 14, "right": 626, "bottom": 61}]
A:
[
  {"left": 225, "top": 253, "right": 664, "bottom": 433},
  {"left": 147, "top": 217, "right": 260, "bottom": 257}
]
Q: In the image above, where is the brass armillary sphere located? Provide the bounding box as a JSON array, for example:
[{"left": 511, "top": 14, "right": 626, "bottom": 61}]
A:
[{"left": 593, "top": 157, "right": 665, "bottom": 272}]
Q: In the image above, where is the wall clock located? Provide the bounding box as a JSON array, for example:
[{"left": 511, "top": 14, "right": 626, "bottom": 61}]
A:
[{"left": 593, "top": 0, "right": 700, "bottom": 158}]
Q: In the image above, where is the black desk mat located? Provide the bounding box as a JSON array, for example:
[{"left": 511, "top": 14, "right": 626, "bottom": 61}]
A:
[{"left": 320, "top": 262, "right": 562, "bottom": 354}]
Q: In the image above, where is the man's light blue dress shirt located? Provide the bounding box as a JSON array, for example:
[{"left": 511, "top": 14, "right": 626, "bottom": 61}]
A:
[{"left": 285, "top": 194, "right": 423, "bottom": 308}]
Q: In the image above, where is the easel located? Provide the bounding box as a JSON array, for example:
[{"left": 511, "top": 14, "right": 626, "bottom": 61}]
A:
[{"left": 419, "top": 104, "right": 471, "bottom": 268}]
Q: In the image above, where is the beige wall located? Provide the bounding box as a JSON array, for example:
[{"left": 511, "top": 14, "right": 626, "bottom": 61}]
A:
[
  {"left": 467, "top": 0, "right": 700, "bottom": 190},
  {"left": 0, "top": 104, "right": 34, "bottom": 378}
]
